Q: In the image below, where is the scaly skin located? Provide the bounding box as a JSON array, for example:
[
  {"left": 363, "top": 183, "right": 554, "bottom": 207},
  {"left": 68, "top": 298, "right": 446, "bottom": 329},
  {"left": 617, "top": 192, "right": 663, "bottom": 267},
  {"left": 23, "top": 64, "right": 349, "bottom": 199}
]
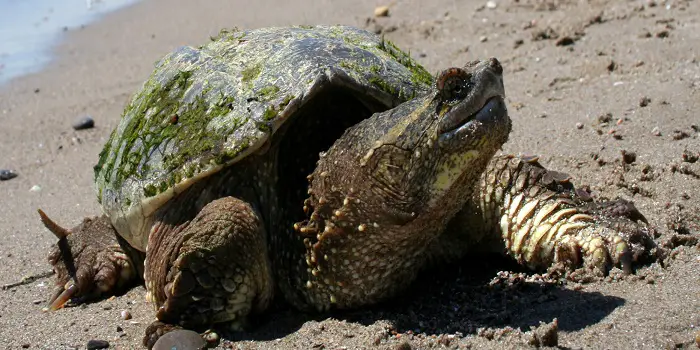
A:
[
  {"left": 140, "top": 197, "right": 273, "bottom": 348},
  {"left": 456, "top": 154, "right": 655, "bottom": 274}
]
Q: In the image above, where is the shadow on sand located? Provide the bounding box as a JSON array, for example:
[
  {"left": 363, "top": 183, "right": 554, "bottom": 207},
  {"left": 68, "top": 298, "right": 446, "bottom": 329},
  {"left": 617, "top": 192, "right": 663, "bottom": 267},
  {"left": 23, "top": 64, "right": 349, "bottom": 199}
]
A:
[{"left": 229, "top": 253, "right": 625, "bottom": 341}]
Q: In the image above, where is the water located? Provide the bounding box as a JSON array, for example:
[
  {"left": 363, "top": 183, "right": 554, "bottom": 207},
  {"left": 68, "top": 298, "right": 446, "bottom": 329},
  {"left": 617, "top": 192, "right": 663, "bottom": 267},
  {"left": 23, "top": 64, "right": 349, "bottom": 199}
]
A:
[{"left": 0, "top": 0, "right": 140, "bottom": 85}]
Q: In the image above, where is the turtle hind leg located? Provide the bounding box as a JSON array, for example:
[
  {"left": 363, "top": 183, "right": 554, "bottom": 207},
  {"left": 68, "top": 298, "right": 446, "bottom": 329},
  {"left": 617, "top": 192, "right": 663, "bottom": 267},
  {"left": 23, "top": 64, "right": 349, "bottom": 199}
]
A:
[
  {"left": 143, "top": 196, "right": 273, "bottom": 347},
  {"left": 40, "top": 211, "right": 141, "bottom": 310}
]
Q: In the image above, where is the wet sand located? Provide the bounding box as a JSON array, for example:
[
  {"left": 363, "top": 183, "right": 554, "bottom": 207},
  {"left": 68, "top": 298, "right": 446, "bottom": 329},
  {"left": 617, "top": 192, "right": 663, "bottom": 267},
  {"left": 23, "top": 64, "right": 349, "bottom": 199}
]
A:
[
  {"left": 0, "top": 0, "right": 138, "bottom": 84},
  {"left": 0, "top": 0, "right": 698, "bottom": 348}
]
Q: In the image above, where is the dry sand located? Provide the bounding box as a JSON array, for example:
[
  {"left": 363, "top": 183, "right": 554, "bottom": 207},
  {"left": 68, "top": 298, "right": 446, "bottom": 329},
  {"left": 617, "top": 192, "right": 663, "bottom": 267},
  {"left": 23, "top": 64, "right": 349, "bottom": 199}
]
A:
[{"left": 0, "top": 0, "right": 698, "bottom": 349}]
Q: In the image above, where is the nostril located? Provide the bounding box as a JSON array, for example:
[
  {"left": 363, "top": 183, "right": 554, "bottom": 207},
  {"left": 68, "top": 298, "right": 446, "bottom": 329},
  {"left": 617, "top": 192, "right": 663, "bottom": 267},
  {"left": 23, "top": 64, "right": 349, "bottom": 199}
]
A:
[{"left": 489, "top": 58, "right": 503, "bottom": 75}]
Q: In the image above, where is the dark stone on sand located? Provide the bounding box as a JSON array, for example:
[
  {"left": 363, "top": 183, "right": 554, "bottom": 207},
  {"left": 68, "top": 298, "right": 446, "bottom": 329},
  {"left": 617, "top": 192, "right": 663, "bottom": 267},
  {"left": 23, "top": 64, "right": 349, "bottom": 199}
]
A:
[
  {"left": 555, "top": 36, "right": 575, "bottom": 46},
  {"left": 153, "top": 330, "right": 206, "bottom": 350},
  {"left": 0, "top": 169, "right": 17, "bottom": 181},
  {"left": 621, "top": 150, "right": 637, "bottom": 164},
  {"left": 86, "top": 339, "right": 110, "bottom": 349},
  {"left": 73, "top": 116, "right": 95, "bottom": 130}
]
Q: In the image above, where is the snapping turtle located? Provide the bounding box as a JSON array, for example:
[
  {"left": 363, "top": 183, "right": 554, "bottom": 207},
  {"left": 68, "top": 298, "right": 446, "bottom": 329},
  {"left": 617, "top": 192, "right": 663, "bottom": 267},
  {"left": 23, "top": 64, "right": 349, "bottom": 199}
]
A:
[{"left": 39, "top": 25, "right": 655, "bottom": 347}]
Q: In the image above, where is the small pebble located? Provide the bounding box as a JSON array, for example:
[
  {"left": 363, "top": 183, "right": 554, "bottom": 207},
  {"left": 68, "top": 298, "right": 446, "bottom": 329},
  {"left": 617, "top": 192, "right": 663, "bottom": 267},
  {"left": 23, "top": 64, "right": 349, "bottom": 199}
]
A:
[
  {"left": 621, "top": 150, "right": 637, "bottom": 164},
  {"left": 72, "top": 116, "right": 95, "bottom": 130},
  {"left": 639, "top": 96, "right": 651, "bottom": 107},
  {"left": 479, "top": 36, "right": 488, "bottom": 42},
  {"left": 153, "top": 330, "right": 205, "bottom": 350},
  {"left": 395, "top": 340, "right": 413, "bottom": 350},
  {"left": 0, "top": 169, "right": 17, "bottom": 181},
  {"left": 597, "top": 113, "right": 613, "bottom": 124},
  {"left": 651, "top": 127, "right": 661, "bottom": 136},
  {"left": 32, "top": 299, "right": 43, "bottom": 305},
  {"left": 555, "top": 36, "right": 575, "bottom": 46},
  {"left": 486, "top": 1, "right": 497, "bottom": 9},
  {"left": 202, "top": 330, "right": 220, "bottom": 344},
  {"left": 120, "top": 310, "right": 132, "bottom": 320},
  {"left": 672, "top": 130, "right": 690, "bottom": 140},
  {"left": 86, "top": 339, "right": 110, "bottom": 350},
  {"left": 29, "top": 185, "right": 41, "bottom": 192},
  {"left": 576, "top": 122, "right": 584, "bottom": 129},
  {"left": 682, "top": 150, "right": 699, "bottom": 163},
  {"left": 529, "top": 319, "right": 559, "bottom": 347},
  {"left": 374, "top": 5, "right": 389, "bottom": 17}
]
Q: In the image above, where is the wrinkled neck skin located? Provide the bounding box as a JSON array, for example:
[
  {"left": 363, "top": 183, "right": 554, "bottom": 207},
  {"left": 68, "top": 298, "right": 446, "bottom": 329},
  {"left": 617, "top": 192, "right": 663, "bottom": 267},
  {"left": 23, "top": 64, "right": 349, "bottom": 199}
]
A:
[{"left": 294, "top": 95, "right": 504, "bottom": 310}]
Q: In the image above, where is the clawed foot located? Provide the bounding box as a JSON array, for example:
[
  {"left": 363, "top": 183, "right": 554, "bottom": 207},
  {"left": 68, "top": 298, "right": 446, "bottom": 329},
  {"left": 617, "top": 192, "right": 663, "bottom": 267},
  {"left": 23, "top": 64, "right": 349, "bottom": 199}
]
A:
[
  {"left": 40, "top": 209, "right": 139, "bottom": 310},
  {"left": 142, "top": 197, "right": 272, "bottom": 345},
  {"left": 149, "top": 251, "right": 254, "bottom": 328},
  {"left": 546, "top": 199, "right": 658, "bottom": 276},
  {"left": 578, "top": 199, "right": 658, "bottom": 274},
  {"left": 481, "top": 155, "right": 660, "bottom": 277}
]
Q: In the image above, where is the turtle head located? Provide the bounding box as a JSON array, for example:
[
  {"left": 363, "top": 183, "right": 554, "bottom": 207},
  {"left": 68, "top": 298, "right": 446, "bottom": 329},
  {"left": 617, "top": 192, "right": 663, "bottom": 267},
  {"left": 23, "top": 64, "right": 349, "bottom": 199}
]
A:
[
  {"left": 421, "top": 58, "right": 511, "bottom": 209},
  {"left": 307, "top": 58, "right": 510, "bottom": 231},
  {"left": 357, "top": 58, "right": 510, "bottom": 220}
]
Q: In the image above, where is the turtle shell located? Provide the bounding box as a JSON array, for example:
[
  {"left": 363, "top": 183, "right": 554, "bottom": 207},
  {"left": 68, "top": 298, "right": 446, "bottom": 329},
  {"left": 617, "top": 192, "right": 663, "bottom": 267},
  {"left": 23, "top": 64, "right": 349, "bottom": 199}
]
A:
[{"left": 94, "top": 25, "right": 433, "bottom": 249}]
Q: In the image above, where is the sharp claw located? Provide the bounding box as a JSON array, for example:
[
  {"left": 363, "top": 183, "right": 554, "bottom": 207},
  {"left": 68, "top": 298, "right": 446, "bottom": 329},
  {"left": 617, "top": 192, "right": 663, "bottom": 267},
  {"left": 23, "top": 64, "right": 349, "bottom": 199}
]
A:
[
  {"left": 37, "top": 209, "right": 72, "bottom": 239},
  {"left": 619, "top": 250, "right": 633, "bottom": 275},
  {"left": 48, "top": 283, "right": 78, "bottom": 311},
  {"left": 613, "top": 242, "right": 633, "bottom": 275},
  {"left": 47, "top": 286, "right": 64, "bottom": 308},
  {"left": 611, "top": 238, "right": 633, "bottom": 274}
]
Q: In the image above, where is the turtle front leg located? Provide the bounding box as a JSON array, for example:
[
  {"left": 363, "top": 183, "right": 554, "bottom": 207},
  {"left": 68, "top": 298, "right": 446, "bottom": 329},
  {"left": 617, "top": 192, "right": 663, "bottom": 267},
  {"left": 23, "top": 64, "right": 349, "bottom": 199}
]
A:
[
  {"left": 142, "top": 197, "right": 273, "bottom": 348},
  {"left": 456, "top": 154, "right": 657, "bottom": 274},
  {"left": 39, "top": 210, "right": 142, "bottom": 310}
]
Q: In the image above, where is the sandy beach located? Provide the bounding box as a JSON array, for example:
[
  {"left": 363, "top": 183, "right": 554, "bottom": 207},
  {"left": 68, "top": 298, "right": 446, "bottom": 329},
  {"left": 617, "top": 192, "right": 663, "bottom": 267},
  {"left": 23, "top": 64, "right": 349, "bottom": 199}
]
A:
[{"left": 0, "top": 0, "right": 698, "bottom": 348}]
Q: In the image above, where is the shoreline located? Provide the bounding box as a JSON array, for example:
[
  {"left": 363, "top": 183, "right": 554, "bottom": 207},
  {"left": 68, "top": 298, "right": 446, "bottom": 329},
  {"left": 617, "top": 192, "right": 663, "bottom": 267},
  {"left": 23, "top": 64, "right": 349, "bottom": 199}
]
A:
[{"left": 0, "top": 0, "right": 141, "bottom": 86}]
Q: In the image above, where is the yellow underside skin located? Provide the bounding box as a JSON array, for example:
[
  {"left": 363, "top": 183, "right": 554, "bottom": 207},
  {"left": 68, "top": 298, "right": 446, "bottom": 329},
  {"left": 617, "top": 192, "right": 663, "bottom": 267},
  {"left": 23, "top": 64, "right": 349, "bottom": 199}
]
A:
[{"left": 428, "top": 150, "right": 480, "bottom": 208}]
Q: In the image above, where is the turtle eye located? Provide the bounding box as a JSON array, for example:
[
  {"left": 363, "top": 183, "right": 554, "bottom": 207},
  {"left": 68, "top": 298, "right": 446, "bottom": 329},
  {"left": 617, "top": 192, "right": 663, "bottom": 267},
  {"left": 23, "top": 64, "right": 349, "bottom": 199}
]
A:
[{"left": 436, "top": 68, "right": 471, "bottom": 102}]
